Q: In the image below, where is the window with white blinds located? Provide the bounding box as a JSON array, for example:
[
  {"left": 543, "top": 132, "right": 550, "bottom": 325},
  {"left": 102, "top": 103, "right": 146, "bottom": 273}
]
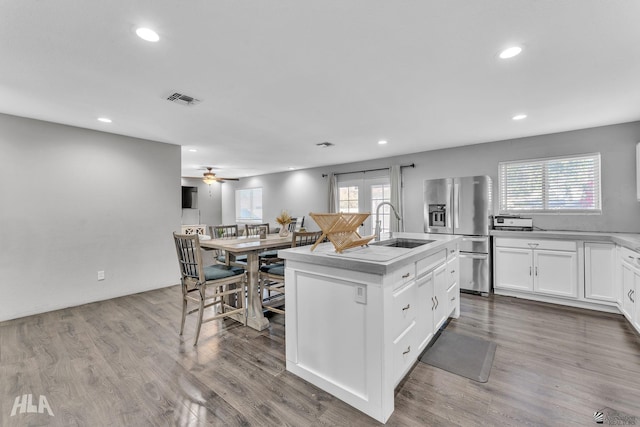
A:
[{"left": 498, "top": 153, "right": 601, "bottom": 214}]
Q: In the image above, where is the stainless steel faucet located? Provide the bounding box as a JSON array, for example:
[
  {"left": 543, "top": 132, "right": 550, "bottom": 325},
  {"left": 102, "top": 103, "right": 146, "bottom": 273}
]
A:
[{"left": 374, "top": 202, "right": 401, "bottom": 241}]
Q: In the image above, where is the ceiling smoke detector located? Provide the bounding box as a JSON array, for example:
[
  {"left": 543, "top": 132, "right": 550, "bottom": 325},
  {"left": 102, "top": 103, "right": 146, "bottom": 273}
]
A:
[{"left": 166, "top": 92, "right": 202, "bottom": 106}]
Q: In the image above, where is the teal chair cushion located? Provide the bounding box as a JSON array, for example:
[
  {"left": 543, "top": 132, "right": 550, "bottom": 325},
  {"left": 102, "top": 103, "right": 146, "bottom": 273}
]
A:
[
  {"left": 260, "top": 263, "right": 284, "bottom": 276},
  {"left": 259, "top": 250, "right": 279, "bottom": 259},
  {"left": 203, "top": 265, "right": 245, "bottom": 281}
]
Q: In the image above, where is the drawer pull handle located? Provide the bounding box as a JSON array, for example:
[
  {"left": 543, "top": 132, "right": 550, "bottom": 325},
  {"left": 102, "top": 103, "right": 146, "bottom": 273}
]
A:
[
  {"left": 402, "top": 272, "right": 411, "bottom": 279},
  {"left": 529, "top": 267, "right": 532, "bottom": 276},
  {"left": 431, "top": 297, "right": 435, "bottom": 310},
  {"left": 631, "top": 290, "right": 636, "bottom": 303},
  {"left": 434, "top": 296, "right": 439, "bottom": 309},
  {"left": 402, "top": 304, "right": 410, "bottom": 311},
  {"left": 451, "top": 296, "right": 456, "bottom": 302},
  {"left": 535, "top": 266, "right": 538, "bottom": 276},
  {"left": 451, "top": 270, "right": 455, "bottom": 274},
  {"left": 403, "top": 346, "right": 411, "bottom": 355}
]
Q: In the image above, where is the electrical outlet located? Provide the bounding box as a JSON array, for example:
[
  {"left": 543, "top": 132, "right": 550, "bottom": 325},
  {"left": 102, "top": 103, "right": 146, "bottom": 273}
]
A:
[{"left": 97, "top": 271, "right": 105, "bottom": 281}]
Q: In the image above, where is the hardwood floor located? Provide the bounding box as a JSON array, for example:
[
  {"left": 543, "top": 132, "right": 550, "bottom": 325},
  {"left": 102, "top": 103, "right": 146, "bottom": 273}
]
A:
[{"left": 1, "top": 287, "right": 639, "bottom": 426}]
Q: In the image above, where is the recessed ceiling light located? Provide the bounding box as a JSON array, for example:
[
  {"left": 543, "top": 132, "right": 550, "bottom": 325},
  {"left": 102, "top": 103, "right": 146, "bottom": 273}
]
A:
[
  {"left": 378, "top": 140, "right": 388, "bottom": 145},
  {"left": 136, "top": 27, "right": 159, "bottom": 42},
  {"left": 289, "top": 167, "right": 296, "bottom": 170},
  {"left": 188, "top": 149, "right": 197, "bottom": 152},
  {"left": 512, "top": 114, "right": 527, "bottom": 120},
  {"left": 97, "top": 117, "right": 112, "bottom": 123},
  {"left": 499, "top": 46, "right": 522, "bottom": 59}
]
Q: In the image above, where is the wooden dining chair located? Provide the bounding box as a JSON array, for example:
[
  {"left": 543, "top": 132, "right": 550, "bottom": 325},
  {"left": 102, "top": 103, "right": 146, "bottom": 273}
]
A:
[
  {"left": 173, "top": 232, "right": 247, "bottom": 345},
  {"left": 245, "top": 223, "right": 270, "bottom": 236},
  {"left": 258, "top": 230, "right": 323, "bottom": 315},
  {"left": 245, "top": 223, "right": 282, "bottom": 264},
  {"left": 209, "top": 225, "right": 246, "bottom": 265},
  {"left": 211, "top": 224, "right": 238, "bottom": 238}
]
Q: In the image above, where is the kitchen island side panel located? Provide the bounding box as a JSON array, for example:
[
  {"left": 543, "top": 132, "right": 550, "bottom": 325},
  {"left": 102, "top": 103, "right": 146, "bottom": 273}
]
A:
[{"left": 285, "top": 265, "right": 392, "bottom": 423}]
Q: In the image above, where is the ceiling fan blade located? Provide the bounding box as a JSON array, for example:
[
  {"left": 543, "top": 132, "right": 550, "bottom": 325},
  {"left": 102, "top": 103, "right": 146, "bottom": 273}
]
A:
[{"left": 218, "top": 177, "right": 240, "bottom": 181}]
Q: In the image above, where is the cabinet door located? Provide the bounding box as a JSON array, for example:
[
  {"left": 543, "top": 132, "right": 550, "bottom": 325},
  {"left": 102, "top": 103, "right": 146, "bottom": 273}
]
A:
[
  {"left": 633, "top": 270, "right": 640, "bottom": 331},
  {"left": 621, "top": 262, "right": 635, "bottom": 320},
  {"left": 584, "top": 242, "right": 617, "bottom": 302},
  {"left": 534, "top": 250, "right": 578, "bottom": 298},
  {"left": 432, "top": 263, "right": 448, "bottom": 330},
  {"left": 494, "top": 247, "right": 533, "bottom": 291},
  {"left": 416, "top": 273, "right": 434, "bottom": 351}
]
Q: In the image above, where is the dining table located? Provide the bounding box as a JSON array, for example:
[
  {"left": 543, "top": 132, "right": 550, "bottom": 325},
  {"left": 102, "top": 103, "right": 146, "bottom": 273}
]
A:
[{"left": 199, "top": 233, "right": 293, "bottom": 331}]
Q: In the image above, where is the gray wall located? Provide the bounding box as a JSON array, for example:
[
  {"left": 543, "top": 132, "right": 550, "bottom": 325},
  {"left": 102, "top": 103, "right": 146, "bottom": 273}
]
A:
[
  {"left": 227, "top": 121, "right": 640, "bottom": 234},
  {"left": 0, "top": 113, "right": 181, "bottom": 321}
]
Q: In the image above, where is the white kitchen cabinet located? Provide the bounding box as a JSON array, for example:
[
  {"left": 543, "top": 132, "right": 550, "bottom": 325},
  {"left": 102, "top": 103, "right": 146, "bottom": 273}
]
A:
[
  {"left": 416, "top": 273, "right": 435, "bottom": 351},
  {"left": 415, "top": 250, "right": 448, "bottom": 352},
  {"left": 584, "top": 242, "right": 617, "bottom": 303},
  {"left": 494, "top": 247, "right": 534, "bottom": 291},
  {"left": 621, "top": 262, "right": 636, "bottom": 320},
  {"left": 533, "top": 250, "right": 578, "bottom": 298},
  {"left": 619, "top": 246, "right": 640, "bottom": 332},
  {"left": 432, "top": 263, "right": 449, "bottom": 330},
  {"left": 494, "top": 238, "right": 578, "bottom": 298}
]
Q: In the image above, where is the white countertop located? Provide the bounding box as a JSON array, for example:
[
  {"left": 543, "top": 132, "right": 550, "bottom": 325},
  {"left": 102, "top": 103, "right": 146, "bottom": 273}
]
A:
[
  {"left": 278, "top": 232, "right": 460, "bottom": 275},
  {"left": 490, "top": 229, "right": 640, "bottom": 251}
]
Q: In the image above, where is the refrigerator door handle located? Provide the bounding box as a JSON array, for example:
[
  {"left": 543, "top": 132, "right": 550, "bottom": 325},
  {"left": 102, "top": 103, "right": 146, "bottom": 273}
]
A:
[
  {"left": 462, "top": 236, "right": 488, "bottom": 242},
  {"left": 459, "top": 253, "right": 489, "bottom": 260},
  {"left": 453, "top": 182, "right": 460, "bottom": 229}
]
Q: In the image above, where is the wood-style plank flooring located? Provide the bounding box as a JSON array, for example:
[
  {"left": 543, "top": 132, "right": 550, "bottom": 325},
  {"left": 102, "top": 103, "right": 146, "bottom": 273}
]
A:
[{"left": 1, "top": 287, "right": 639, "bottom": 426}]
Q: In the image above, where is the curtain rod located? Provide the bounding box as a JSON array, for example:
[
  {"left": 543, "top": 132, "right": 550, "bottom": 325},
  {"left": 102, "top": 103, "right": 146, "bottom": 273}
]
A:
[{"left": 321, "top": 163, "right": 415, "bottom": 178}]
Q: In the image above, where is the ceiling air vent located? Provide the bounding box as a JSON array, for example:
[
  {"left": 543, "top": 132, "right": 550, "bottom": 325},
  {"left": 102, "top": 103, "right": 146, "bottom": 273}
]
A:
[
  {"left": 316, "top": 142, "right": 334, "bottom": 148},
  {"left": 166, "top": 92, "right": 202, "bottom": 106}
]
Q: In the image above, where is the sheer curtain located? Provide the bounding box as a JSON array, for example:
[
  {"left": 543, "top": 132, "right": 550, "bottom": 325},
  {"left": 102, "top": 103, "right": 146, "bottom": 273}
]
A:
[
  {"left": 328, "top": 173, "right": 338, "bottom": 213},
  {"left": 390, "top": 165, "right": 403, "bottom": 232}
]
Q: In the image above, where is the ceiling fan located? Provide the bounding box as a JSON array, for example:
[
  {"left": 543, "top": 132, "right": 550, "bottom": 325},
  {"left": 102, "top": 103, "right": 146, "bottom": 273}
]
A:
[{"left": 202, "top": 167, "right": 239, "bottom": 184}]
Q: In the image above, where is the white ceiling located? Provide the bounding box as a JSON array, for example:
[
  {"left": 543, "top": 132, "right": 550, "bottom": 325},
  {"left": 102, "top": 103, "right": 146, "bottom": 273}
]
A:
[{"left": 2, "top": 1, "right": 639, "bottom": 179}]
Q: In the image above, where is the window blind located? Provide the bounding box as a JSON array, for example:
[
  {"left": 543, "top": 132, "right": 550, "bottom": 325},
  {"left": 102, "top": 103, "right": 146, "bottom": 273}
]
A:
[{"left": 498, "top": 153, "right": 601, "bottom": 214}]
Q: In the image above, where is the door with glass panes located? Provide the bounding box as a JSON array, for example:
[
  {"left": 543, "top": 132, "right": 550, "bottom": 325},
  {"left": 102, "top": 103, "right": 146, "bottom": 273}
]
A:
[{"left": 338, "top": 177, "right": 390, "bottom": 236}]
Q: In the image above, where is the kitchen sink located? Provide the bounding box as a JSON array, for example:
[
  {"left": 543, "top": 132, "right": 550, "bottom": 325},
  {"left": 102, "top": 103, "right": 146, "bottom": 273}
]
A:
[{"left": 370, "top": 238, "right": 434, "bottom": 249}]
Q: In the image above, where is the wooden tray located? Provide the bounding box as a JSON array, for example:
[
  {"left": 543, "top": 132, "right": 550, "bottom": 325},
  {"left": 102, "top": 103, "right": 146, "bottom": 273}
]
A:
[{"left": 309, "top": 212, "right": 374, "bottom": 253}]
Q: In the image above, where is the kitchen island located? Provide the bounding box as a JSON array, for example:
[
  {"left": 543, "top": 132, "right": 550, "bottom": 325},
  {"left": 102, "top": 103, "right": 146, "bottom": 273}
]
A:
[{"left": 278, "top": 232, "right": 460, "bottom": 423}]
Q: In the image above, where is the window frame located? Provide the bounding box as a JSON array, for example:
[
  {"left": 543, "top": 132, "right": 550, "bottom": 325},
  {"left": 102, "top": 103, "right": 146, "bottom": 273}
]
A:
[
  {"left": 235, "top": 187, "right": 263, "bottom": 222},
  {"left": 498, "top": 152, "right": 602, "bottom": 215}
]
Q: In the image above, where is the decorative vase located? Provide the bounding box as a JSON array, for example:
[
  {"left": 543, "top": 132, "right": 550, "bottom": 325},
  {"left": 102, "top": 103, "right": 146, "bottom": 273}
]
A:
[{"left": 279, "top": 225, "right": 290, "bottom": 237}]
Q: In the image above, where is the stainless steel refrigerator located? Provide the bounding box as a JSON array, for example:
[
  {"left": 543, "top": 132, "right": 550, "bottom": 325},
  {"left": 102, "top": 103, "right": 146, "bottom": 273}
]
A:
[{"left": 423, "top": 175, "right": 493, "bottom": 295}]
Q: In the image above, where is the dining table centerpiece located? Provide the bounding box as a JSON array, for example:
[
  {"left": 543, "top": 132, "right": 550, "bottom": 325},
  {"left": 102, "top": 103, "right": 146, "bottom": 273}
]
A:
[{"left": 276, "top": 210, "right": 292, "bottom": 237}]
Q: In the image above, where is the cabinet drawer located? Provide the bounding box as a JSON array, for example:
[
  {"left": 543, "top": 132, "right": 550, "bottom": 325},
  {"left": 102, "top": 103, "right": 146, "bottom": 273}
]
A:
[
  {"left": 392, "top": 265, "right": 416, "bottom": 290},
  {"left": 392, "top": 281, "right": 417, "bottom": 338},
  {"left": 446, "top": 255, "right": 458, "bottom": 286},
  {"left": 494, "top": 237, "right": 576, "bottom": 252},
  {"left": 393, "top": 322, "right": 415, "bottom": 384},
  {"left": 417, "top": 250, "right": 446, "bottom": 277},
  {"left": 620, "top": 246, "right": 640, "bottom": 269},
  {"left": 447, "top": 282, "right": 459, "bottom": 314}
]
